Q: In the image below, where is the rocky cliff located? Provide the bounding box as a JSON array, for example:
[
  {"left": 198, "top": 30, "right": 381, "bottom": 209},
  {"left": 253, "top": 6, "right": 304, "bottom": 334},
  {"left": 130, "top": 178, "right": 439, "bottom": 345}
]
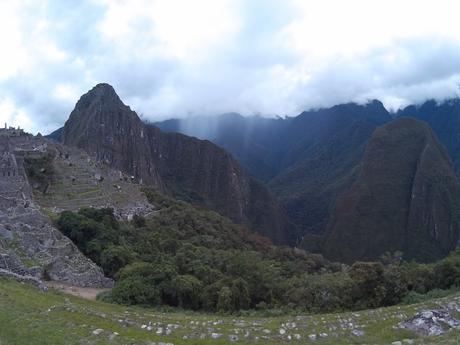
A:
[
  {"left": 61, "top": 84, "right": 289, "bottom": 243},
  {"left": 397, "top": 99, "right": 460, "bottom": 177},
  {"left": 323, "top": 117, "right": 460, "bottom": 262}
]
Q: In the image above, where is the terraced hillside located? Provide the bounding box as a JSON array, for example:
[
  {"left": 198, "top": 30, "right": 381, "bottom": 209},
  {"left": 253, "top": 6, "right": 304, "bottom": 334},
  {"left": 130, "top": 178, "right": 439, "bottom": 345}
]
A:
[
  {"left": 29, "top": 143, "right": 152, "bottom": 219},
  {"left": 1, "top": 278, "right": 460, "bottom": 345}
]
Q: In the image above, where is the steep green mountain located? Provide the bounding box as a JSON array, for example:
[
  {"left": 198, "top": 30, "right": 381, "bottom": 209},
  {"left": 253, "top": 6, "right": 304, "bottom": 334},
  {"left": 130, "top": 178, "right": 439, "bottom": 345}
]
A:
[
  {"left": 60, "top": 84, "right": 289, "bottom": 243},
  {"left": 397, "top": 98, "right": 460, "bottom": 177},
  {"left": 323, "top": 117, "right": 460, "bottom": 263},
  {"left": 268, "top": 101, "right": 391, "bottom": 237},
  {"left": 157, "top": 113, "right": 287, "bottom": 181},
  {"left": 157, "top": 101, "right": 391, "bottom": 239}
]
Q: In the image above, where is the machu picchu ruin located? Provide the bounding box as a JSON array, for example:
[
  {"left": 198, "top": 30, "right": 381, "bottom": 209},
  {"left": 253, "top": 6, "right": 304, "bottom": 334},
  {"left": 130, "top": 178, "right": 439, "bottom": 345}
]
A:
[{"left": 0, "top": 126, "right": 153, "bottom": 289}]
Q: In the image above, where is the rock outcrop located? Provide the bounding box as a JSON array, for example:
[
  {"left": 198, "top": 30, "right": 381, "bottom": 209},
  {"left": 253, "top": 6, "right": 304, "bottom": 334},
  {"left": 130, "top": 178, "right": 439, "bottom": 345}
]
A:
[
  {"left": 61, "top": 83, "right": 289, "bottom": 243},
  {"left": 400, "top": 309, "right": 460, "bottom": 336},
  {"left": 323, "top": 117, "right": 460, "bottom": 262},
  {"left": 0, "top": 135, "right": 112, "bottom": 287}
]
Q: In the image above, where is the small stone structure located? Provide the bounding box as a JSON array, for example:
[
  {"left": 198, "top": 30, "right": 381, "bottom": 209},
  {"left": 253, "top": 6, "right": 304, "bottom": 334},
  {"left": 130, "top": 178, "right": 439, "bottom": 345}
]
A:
[{"left": 0, "top": 123, "right": 24, "bottom": 137}]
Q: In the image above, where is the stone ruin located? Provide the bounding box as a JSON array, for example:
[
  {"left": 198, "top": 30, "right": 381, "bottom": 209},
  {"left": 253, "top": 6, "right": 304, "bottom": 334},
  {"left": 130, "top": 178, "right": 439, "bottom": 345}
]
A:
[
  {"left": 0, "top": 123, "right": 24, "bottom": 138},
  {"left": 0, "top": 135, "right": 112, "bottom": 288}
]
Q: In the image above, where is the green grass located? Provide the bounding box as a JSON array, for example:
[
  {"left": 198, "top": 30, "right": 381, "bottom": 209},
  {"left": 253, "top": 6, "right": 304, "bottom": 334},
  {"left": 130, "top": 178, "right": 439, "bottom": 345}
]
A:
[{"left": 1, "top": 278, "right": 460, "bottom": 344}]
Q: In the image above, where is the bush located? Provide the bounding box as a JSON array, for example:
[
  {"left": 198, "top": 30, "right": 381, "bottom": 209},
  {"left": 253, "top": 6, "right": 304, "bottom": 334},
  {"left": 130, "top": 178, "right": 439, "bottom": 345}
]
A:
[
  {"left": 171, "top": 275, "right": 203, "bottom": 309},
  {"left": 217, "top": 286, "right": 233, "bottom": 313},
  {"left": 100, "top": 245, "right": 135, "bottom": 277},
  {"left": 434, "top": 250, "right": 460, "bottom": 289},
  {"left": 112, "top": 262, "right": 177, "bottom": 306}
]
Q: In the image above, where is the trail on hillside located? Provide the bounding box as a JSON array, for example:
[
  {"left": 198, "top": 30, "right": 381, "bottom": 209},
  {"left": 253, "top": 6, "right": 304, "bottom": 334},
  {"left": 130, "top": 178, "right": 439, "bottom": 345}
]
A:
[{"left": 45, "top": 281, "right": 110, "bottom": 300}]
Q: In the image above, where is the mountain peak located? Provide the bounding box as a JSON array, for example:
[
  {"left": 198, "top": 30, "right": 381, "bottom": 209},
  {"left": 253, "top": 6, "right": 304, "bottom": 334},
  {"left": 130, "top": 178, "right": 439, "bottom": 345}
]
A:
[
  {"left": 323, "top": 116, "right": 460, "bottom": 262},
  {"left": 62, "top": 83, "right": 140, "bottom": 148},
  {"left": 75, "top": 83, "right": 125, "bottom": 112}
]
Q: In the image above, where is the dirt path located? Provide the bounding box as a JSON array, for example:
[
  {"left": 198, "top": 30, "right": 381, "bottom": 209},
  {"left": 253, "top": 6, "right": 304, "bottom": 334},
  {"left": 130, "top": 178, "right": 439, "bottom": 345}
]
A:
[{"left": 45, "top": 281, "right": 110, "bottom": 300}]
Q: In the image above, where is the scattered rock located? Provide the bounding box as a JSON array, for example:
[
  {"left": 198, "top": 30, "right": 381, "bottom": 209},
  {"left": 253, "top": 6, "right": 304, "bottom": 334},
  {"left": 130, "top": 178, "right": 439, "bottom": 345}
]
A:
[
  {"left": 399, "top": 309, "right": 460, "bottom": 336},
  {"left": 229, "top": 334, "right": 239, "bottom": 342},
  {"left": 351, "top": 329, "right": 364, "bottom": 337},
  {"left": 92, "top": 328, "right": 103, "bottom": 335}
]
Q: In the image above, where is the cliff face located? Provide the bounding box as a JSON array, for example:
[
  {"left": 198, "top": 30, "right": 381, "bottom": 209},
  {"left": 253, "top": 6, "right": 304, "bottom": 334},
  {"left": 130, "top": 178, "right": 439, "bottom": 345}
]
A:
[
  {"left": 397, "top": 99, "right": 460, "bottom": 177},
  {"left": 62, "top": 84, "right": 289, "bottom": 243},
  {"left": 323, "top": 117, "right": 460, "bottom": 263}
]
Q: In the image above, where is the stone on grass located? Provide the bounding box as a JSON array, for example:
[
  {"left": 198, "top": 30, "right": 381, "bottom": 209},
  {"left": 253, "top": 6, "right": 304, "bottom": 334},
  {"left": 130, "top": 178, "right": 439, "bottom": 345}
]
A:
[
  {"left": 351, "top": 329, "right": 364, "bottom": 337},
  {"left": 399, "top": 309, "right": 460, "bottom": 336}
]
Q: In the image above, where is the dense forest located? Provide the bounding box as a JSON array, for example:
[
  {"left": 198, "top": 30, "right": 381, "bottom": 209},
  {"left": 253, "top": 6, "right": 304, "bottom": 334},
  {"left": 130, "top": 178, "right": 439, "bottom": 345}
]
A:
[{"left": 55, "top": 188, "right": 460, "bottom": 313}]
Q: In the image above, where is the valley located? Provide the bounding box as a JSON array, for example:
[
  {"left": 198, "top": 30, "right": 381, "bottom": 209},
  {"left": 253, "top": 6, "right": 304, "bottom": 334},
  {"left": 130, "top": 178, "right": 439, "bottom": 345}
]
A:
[
  {"left": 3, "top": 2, "right": 460, "bottom": 344},
  {"left": 3, "top": 85, "right": 460, "bottom": 344}
]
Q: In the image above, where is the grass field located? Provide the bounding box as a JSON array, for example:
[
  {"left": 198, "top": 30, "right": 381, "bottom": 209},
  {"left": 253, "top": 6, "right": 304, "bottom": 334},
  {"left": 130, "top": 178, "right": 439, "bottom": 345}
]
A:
[{"left": 1, "top": 278, "right": 460, "bottom": 344}]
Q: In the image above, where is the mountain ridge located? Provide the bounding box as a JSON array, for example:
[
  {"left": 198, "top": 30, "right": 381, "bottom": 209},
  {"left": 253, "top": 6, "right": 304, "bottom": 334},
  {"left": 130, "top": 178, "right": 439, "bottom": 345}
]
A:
[{"left": 60, "top": 83, "right": 290, "bottom": 244}]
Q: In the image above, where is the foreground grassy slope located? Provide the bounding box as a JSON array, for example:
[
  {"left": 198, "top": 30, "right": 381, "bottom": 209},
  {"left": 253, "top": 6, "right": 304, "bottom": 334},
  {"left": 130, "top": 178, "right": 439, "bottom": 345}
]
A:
[{"left": 1, "top": 278, "right": 460, "bottom": 345}]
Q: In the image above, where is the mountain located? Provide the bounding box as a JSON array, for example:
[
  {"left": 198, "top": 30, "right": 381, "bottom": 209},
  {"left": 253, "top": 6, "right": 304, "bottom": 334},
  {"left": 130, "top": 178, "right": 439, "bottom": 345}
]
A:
[
  {"left": 46, "top": 127, "right": 62, "bottom": 141},
  {"left": 157, "top": 101, "right": 391, "bottom": 239},
  {"left": 397, "top": 99, "right": 460, "bottom": 177},
  {"left": 322, "top": 117, "right": 460, "bottom": 263},
  {"left": 60, "top": 83, "right": 289, "bottom": 243},
  {"left": 268, "top": 101, "right": 391, "bottom": 237},
  {"left": 157, "top": 113, "right": 287, "bottom": 181}
]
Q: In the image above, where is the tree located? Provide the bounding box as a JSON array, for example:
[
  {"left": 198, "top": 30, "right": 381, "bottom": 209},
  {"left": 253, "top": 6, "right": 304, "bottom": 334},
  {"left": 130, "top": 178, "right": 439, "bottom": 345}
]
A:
[
  {"left": 112, "top": 262, "right": 177, "bottom": 306},
  {"left": 349, "top": 261, "right": 385, "bottom": 308},
  {"left": 434, "top": 250, "right": 460, "bottom": 289},
  {"left": 231, "top": 278, "right": 250, "bottom": 310},
  {"left": 171, "top": 275, "right": 203, "bottom": 309},
  {"left": 100, "top": 245, "right": 135, "bottom": 277},
  {"left": 217, "top": 286, "right": 233, "bottom": 313}
]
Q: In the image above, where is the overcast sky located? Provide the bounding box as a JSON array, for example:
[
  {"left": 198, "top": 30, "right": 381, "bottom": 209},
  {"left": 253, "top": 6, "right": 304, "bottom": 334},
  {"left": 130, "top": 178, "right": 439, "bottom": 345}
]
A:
[{"left": 2, "top": 0, "right": 460, "bottom": 134}]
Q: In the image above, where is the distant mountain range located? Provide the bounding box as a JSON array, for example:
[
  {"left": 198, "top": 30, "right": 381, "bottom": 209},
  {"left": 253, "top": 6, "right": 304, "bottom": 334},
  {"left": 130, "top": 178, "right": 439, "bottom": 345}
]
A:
[
  {"left": 48, "top": 85, "right": 460, "bottom": 263},
  {"left": 156, "top": 98, "right": 460, "bottom": 261},
  {"left": 157, "top": 101, "right": 391, "bottom": 240}
]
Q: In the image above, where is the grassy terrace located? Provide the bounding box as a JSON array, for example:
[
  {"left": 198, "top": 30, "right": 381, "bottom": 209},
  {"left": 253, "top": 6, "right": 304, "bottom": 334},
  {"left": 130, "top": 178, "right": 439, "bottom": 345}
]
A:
[{"left": 1, "top": 278, "right": 460, "bottom": 344}]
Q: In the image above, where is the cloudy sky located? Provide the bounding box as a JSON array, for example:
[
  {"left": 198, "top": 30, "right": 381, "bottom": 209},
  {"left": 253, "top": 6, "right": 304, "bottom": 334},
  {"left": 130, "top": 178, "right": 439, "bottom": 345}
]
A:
[{"left": 2, "top": 0, "right": 460, "bottom": 134}]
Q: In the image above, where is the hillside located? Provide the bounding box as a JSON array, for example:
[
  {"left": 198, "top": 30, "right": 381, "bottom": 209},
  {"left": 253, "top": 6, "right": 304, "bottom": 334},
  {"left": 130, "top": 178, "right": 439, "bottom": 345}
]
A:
[
  {"left": 60, "top": 84, "right": 290, "bottom": 244},
  {"left": 323, "top": 117, "right": 460, "bottom": 263},
  {"left": 157, "top": 101, "right": 391, "bottom": 238},
  {"left": 2, "top": 277, "right": 460, "bottom": 344}
]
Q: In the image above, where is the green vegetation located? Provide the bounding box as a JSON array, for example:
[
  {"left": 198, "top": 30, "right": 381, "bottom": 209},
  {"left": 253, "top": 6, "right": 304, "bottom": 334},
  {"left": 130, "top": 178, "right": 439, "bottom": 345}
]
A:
[
  {"left": 2, "top": 277, "right": 460, "bottom": 344},
  {"left": 53, "top": 188, "right": 460, "bottom": 315}
]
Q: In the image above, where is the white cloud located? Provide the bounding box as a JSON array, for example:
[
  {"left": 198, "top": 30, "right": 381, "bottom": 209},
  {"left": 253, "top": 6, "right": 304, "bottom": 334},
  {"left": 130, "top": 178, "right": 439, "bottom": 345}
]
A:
[{"left": 1, "top": 0, "right": 460, "bottom": 133}]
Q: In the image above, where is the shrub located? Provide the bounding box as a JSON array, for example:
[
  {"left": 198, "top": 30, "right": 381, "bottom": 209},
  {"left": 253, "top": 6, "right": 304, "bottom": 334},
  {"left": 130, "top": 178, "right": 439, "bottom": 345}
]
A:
[
  {"left": 100, "top": 245, "right": 135, "bottom": 277},
  {"left": 217, "top": 286, "right": 233, "bottom": 313}
]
